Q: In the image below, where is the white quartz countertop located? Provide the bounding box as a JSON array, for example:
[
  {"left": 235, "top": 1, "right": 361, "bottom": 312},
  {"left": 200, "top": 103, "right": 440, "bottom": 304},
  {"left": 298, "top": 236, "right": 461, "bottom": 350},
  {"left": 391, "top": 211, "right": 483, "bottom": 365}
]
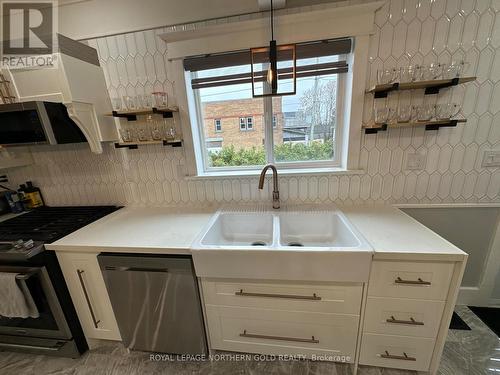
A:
[
  {"left": 45, "top": 204, "right": 467, "bottom": 261},
  {"left": 340, "top": 205, "right": 467, "bottom": 261},
  {"left": 45, "top": 207, "right": 214, "bottom": 254}
]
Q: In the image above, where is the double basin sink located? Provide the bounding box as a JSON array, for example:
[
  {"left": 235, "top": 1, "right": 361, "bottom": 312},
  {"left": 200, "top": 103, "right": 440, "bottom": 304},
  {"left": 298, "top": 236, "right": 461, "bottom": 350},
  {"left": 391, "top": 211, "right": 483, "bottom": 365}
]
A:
[{"left": 191, "top": 209, "right": 373, "bottom": 282}]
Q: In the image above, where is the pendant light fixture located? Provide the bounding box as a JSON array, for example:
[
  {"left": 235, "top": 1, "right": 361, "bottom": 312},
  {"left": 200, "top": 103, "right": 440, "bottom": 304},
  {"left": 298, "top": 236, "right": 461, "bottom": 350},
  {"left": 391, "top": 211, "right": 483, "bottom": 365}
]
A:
[{"left": 251, "top": 0, "right": 296, "bottom": 97}]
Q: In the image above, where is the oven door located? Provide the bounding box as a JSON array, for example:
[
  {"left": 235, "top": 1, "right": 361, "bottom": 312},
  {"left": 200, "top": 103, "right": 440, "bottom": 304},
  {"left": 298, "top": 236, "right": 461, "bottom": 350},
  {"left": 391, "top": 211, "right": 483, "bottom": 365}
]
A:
[{"left": 0, "top": 265, "right": 72, "bottom": 340}]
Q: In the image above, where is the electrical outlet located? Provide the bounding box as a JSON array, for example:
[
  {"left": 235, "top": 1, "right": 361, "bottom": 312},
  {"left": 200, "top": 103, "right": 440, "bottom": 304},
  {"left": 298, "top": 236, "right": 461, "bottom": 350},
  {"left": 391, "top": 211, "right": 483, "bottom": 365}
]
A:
[
  {"left": 482, "top": 151, "right": 500, "bottom": 167},
  {"left": 405, "top": 153, "right": 426, "bottom": 170}
]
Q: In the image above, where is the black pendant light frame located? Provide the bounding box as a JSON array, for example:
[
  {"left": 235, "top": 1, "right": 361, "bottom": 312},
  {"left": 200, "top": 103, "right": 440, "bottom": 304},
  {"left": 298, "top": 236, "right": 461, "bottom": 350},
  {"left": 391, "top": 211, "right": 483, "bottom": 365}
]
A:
[{"left": 251, "top": 0, "right": 296, "bottom": 98}]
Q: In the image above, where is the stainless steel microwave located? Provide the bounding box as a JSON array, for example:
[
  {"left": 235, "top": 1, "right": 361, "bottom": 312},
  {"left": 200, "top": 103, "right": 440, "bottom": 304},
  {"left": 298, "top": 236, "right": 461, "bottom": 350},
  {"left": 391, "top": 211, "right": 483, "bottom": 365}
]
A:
[{"left": 0, "top": 101, "right": 87, "bottom": 146}]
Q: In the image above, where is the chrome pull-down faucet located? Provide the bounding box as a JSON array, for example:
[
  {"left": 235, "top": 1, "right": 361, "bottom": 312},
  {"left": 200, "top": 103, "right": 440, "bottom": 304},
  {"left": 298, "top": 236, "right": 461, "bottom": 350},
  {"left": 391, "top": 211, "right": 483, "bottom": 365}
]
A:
[{"left": 258, "top": 164, "right": 280, "bottom": 209}]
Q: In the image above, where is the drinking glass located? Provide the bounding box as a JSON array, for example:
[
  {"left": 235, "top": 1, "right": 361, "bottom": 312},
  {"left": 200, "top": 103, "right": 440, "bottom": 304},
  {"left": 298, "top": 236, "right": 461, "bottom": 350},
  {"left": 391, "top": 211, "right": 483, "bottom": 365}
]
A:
[
  {"left": 119, "top": 128, "right": 132, "bottom": 142},
  {"left": 123, "top": 95, "right": 137, "bottom": 110},
  {"left": 142, "top": 94, "right": 153, "bottom": 108},
  {"left": 423, "top": 62, "right": 444, "bottom": 80},
  {"left": 148, "top": 116, "right": 162, "bottom": 140},
  {"left": 377, "top": 68, "right": 398, "bottom": 85},
  {"left": 398, "top": 105, "right": 412, "bottom": 122},
  {"left": 152, "top": 92, "right": 168, "bottom": 108},
  {"left": 138, "top": 127, "right": 150, "bottom": 141},
  {"left": 400, "top": 65, "right": 423, "bottom": 83},
  {"left": 443, "top": 61, "right": 470, "bottom": 79},
  {"left": 417, "top": 104, "right": 435, "bottom": 121},
  {"left": 111, "top": 97, "right": 122, "bottom": 111},
  {"left": 374, "top": 106, "right": 389, "bottom": 124},
  {"left": 435, "top": 103, "right": 460, "bottom": 120},
  {"left": 410, "top": 105, "right": 420, "bottom": 121},
  {"left": 387, "top": 107, "right": 398, "bottom": 124}
]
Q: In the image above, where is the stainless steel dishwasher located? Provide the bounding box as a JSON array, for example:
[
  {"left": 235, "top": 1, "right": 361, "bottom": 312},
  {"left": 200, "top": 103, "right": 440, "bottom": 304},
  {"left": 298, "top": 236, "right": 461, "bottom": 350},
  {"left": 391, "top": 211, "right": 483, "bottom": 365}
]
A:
[{"left": 98, "top": 253, "right": 207, "bottom": 354}]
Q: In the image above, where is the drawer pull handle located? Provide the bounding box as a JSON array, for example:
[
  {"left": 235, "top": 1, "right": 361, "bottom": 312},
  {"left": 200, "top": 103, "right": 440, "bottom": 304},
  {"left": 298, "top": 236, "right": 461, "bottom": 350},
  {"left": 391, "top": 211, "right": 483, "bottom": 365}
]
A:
[
  {"left": 239, "top": 330, "right": 319, "bottom": 344},
  {"left": 386, "top": 316, "right": 424, "bottom": 326},
  {"left": 235, "top": 289, "right": 321, "bottom": 300},
  {"left": 395, "top": 277, "right": 431, "bottom": 286},
  {"left": 380, "top": 351, "right": 416, "bottom": 361},
  {"left": 77, "top": 269, "right": 101, "bottom": 329}
]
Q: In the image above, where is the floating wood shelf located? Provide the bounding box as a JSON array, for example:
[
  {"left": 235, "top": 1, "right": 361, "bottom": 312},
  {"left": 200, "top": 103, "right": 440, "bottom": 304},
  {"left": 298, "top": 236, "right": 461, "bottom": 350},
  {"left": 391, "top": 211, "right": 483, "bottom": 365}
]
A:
[
  {"left": 366, "top": 77, "right": 476, "bottom": 98},
  {"left": 114, "top": 139, "right": 183, "bottom": 149},
  {"left": 106, "top": 106, "right": 179, "bottom": 121},
  {"left": 363, "top": 119, "right": 467, "bottom": 134}
]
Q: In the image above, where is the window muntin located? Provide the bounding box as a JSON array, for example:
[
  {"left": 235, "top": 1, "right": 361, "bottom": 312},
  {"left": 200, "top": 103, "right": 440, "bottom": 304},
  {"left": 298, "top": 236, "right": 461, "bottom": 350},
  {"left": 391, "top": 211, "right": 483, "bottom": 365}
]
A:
[
  {"left": 215, "top": 119, "right": 222, "bottom": 132},
  {"left": 239, "top": 117, "right": 247, "bottom": 131},
  {"left": 246, "top": 117, "right": 253, "bottom": 130},
  {"left": 185, "top": 39, "right": 350, "bottom": 172}
]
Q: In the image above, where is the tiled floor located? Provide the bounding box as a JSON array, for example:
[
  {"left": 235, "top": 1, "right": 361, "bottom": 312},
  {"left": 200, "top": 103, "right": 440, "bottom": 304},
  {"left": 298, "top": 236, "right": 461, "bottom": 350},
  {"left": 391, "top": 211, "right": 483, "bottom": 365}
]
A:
[{"left": 0, "top": 306, "right": 498, "bottom": 375}]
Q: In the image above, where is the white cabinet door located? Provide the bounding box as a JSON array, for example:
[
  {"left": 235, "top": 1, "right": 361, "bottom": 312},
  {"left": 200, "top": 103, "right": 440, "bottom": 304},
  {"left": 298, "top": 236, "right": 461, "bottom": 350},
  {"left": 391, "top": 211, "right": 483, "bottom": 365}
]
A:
[
  {"left": 57, "top": 252, "right": 121, "bottom": 341},
  {"left": 206, "top": 305, "right": 359, "bottom": 361},
  {"left": 202, "top": 279, "right": 363, "bottom": 314},
  {"left": 368, "top": 261, "right": 454, "bottom": 301}
]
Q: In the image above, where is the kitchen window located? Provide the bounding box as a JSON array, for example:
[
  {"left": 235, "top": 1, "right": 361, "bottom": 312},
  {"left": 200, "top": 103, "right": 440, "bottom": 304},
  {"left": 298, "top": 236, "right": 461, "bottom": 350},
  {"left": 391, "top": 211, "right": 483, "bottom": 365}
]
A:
[{"left": 184, "top": 38, "right": 351, "bottom": 173}]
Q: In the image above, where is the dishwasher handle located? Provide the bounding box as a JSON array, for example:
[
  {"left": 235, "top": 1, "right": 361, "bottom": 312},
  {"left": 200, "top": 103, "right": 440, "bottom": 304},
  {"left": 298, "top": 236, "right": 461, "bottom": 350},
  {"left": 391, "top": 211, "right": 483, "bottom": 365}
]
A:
[{"left": 104, "top": 266, "right": 169, "bottom": 273}]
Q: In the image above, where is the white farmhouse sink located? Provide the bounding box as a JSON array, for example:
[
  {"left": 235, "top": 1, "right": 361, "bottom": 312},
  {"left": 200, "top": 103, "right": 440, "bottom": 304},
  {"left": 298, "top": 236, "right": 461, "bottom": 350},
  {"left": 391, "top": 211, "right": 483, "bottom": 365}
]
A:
[
  {"left": 279, "top": 212, "right": 361, "bottom": 248},
  {"left": 191, "top": 208, "right": 373, "bottom": 282},
  {"left": 200, "top": 212, "right": 274, "bottom": 247}
]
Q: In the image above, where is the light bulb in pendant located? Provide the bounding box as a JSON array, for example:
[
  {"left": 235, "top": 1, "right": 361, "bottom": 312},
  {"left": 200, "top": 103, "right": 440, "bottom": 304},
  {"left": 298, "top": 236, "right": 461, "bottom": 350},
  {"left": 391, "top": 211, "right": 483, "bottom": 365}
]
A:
[{"left": 267, "top": 67, "right": 274, "bottom": 84}]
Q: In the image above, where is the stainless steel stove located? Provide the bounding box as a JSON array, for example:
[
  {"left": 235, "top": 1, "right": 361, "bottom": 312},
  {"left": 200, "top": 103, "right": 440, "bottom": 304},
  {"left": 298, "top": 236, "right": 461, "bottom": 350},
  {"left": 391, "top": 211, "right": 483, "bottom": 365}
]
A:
[
  {"left": 0, "top": 206, "right": 120, "bottom": 358},
  {"left": 0, "top": 240, "right": 44, "bottom": 260}
]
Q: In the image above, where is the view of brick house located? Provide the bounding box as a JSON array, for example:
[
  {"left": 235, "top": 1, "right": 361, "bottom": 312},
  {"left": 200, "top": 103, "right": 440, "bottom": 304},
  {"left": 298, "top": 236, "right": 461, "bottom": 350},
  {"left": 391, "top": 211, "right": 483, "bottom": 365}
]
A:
[{"left": 202, "top": 97, "right": 284, "bottom": 151}]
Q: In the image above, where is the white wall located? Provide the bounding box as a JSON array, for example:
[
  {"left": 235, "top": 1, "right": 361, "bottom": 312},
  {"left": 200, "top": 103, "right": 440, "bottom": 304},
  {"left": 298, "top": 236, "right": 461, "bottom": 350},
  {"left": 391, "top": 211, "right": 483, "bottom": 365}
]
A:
[
  {"left": 5, "top": 0, "right": 500, "bottom": 207},
  {"left": 58, "top": 0, "right": 259, "bottom": 40}
]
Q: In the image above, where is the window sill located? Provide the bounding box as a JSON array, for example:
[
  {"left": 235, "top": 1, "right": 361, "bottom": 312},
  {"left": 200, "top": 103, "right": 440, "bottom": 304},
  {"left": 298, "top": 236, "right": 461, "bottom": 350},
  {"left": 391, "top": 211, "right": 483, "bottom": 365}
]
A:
[{"left": 185, "top": 167, "right": 365, "bottom": 179}]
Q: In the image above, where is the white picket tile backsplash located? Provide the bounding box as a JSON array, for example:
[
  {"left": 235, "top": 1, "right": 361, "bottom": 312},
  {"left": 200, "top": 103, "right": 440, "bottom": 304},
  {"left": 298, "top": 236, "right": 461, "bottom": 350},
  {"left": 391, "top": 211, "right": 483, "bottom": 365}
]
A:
[{"left": 7, "top": 0, "right": 500, "bottom": 207}]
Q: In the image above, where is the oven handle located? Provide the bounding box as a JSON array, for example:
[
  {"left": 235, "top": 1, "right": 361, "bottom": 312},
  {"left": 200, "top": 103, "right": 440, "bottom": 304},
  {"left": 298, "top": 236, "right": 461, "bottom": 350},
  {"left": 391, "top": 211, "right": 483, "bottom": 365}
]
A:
[
  {"left": 0, "top": 341, "right": 65, "bottom": 352},
  {"left": 15, "top": 271, "right": 38, "bottom": 281},
  {"left": 77, "top": 269, "right": 101, "bottom": 329}
]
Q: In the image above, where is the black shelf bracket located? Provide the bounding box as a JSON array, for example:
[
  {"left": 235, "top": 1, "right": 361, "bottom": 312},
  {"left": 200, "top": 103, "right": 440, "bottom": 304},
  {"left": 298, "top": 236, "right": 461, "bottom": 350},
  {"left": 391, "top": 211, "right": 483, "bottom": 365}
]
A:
[
  {"left": 374, "top": 83, "right": 399, "bottom": 99},
  {"left": 424, "top": 77, "right": 459, "bottom": 95},
  {"left": 111, "top": 111, "right": 137, "bottom": 121},
  {"left": 114, "top": 143, "right": 138, "bottom": 149},
  {"left": 425, "top": 119, "right": 459, "bottom": 131},
  {"left": 364, "top": 124, "right": 388, "bottom": 134},
  {"left": 152, "top": 107, "right": 174, "bottom": 118},
  {"left": 163, "top": 140, "right": 183, "bottom": 147}
]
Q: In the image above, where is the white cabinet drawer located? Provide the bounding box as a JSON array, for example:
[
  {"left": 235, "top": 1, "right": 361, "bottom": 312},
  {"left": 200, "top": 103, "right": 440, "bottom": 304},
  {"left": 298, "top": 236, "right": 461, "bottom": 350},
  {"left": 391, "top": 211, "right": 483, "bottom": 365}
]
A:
[
  {"left": 202, "top": 279, "right": 363, "bottom": 314},
  {"left": 206, "top": 305, "right": 358, "bottom": 362},
  {"left": 56, "top": 252, "right": 121, "bottom": 341},
  {"left": 359, "top": 333, "right": 434, "bottom": 372},
  {"left": 368, "top": 261, "right": 453, "bottom": 301},
  {"left": 364, "top": 297, "right": 445, "bottom": 338}
]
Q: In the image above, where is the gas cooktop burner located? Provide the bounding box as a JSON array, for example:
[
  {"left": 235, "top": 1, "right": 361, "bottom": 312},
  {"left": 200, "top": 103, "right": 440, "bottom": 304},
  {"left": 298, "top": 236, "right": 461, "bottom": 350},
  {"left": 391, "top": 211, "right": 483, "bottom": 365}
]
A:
[{"left": 0, "top": 206, "right": 120, "bottom": 243}]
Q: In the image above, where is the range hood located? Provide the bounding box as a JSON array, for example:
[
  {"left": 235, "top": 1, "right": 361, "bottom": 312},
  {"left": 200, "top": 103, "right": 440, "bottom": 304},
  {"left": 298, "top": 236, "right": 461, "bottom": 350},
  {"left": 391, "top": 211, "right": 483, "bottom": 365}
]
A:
[{"left": 1, "top": 34, "right": 117, "bottom": 153}]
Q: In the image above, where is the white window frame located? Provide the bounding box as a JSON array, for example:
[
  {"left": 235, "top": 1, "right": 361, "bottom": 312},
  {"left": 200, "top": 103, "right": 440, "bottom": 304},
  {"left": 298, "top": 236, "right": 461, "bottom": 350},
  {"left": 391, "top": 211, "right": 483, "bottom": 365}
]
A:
[
  {"left": 188, "top": 69, "right": 346, "bottom": 173},
  {"left": 167, "top": 1, "right": 381, "bottom": 177},
  {"left": 214, "top": 118, "right": 222, "bottom": 132},
  {"left": 246, "top": 116, "right": 253, "bottom": 131}
]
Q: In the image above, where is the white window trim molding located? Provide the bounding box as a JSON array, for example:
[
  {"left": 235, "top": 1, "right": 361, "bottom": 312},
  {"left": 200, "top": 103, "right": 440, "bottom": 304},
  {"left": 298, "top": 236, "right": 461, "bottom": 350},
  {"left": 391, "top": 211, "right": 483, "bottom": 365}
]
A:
[{"left": 163, "top": 1, "right": 384, "bottom": 177}]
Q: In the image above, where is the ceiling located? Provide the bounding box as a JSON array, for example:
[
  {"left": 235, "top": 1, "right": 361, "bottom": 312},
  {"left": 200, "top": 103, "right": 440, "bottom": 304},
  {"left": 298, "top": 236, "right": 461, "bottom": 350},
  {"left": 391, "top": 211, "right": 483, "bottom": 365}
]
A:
[{"left": 57, "top": 0, "right": 348, "bottom": 40}]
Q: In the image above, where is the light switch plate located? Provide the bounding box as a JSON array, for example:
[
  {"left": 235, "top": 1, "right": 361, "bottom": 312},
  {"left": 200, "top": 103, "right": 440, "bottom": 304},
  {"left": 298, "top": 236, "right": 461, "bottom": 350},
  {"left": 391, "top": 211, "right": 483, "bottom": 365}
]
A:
[
  {"left": 482, "top": 150, "right": 500, "bottom": 167},
  {"left": 405, "top": 153, "right": 426, "bottom": 170}
]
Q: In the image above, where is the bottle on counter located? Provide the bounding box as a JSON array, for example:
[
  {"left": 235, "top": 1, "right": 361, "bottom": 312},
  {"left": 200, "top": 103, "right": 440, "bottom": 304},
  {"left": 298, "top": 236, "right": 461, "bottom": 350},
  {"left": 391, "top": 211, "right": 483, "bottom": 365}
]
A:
[
  {"left": 19, "top": 181, "right": 44, "bottom": 209},
  {"left": 4, "top": 191, "right": 24, "bottom": 213}
]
